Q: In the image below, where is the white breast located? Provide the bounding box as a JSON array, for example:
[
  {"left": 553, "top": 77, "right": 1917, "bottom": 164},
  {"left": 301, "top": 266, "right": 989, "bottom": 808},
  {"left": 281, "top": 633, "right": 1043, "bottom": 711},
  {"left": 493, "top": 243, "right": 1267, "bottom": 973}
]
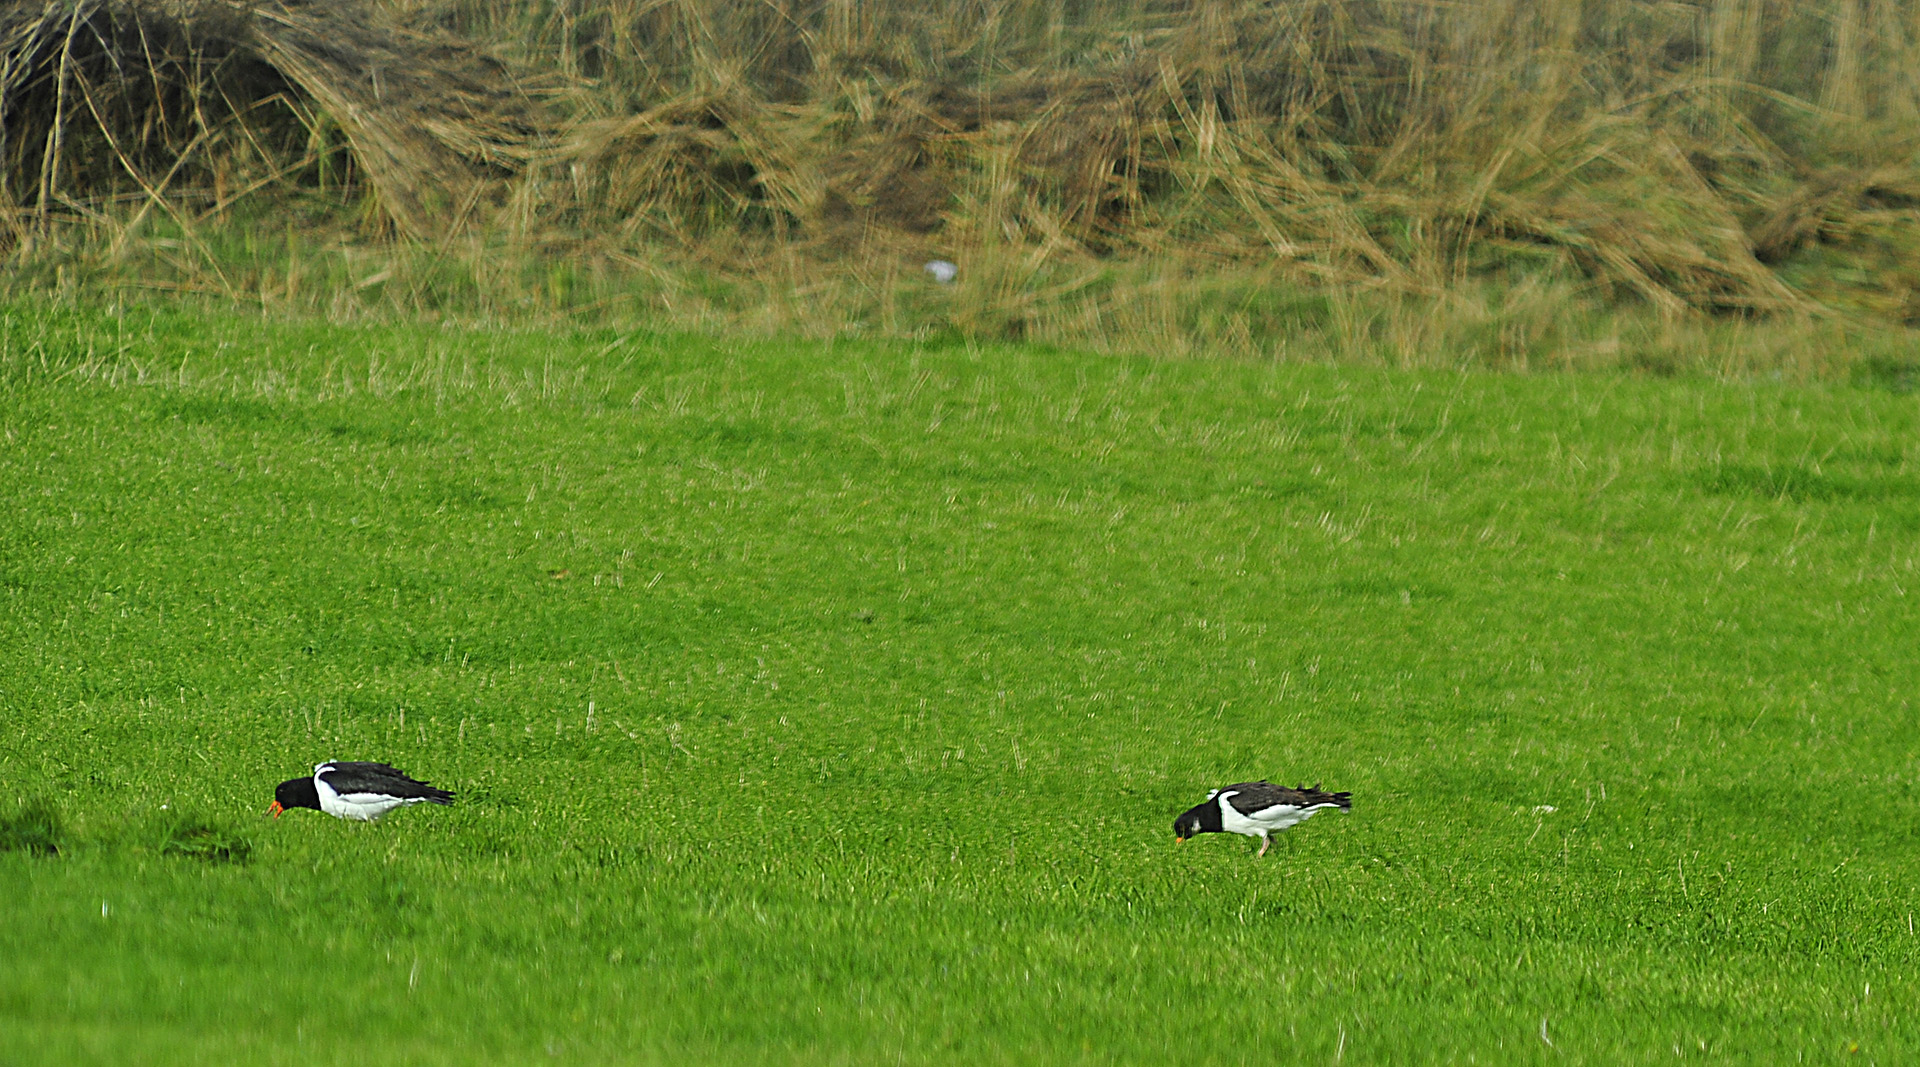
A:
[
  {"left": 314, "top": 776, "right": 413, "bottom": 822},
  {"left": 1216, "top": 792, "right": 1318, "bottom": 836}
]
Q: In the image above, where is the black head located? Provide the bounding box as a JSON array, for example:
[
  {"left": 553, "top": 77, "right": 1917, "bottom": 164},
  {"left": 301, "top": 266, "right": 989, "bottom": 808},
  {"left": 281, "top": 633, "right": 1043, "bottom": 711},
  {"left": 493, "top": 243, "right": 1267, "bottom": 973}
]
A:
[
  {"left": 1173, "top": 799, "right": 1224, "bottom": 842},
  {"left": 270, "top": 776, "right": 321, "bottom": 817}
]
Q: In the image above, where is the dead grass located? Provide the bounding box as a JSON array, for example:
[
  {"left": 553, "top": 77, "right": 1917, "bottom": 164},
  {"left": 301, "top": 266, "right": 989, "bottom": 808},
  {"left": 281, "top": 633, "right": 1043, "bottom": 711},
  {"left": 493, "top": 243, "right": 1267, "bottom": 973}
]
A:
[{"left": 4, "top": 0, "right": 1920, "bottom": 370}]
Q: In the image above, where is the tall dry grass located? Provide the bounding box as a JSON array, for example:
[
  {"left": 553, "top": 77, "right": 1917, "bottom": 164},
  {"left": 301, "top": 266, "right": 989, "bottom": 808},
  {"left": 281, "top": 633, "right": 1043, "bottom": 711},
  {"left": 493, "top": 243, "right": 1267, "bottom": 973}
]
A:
[{"left": 3, "top": 0, "right": 1919, "bottom": 372}]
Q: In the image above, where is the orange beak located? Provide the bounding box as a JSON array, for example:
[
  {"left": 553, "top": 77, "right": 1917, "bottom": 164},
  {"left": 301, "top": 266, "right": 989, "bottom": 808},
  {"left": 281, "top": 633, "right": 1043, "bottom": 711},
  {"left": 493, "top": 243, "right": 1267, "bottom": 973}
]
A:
[
  {"left": 268, "top": 801, "right": 284, "bottom": 818},
  {"left": 1176, "top": 835, "right": 1187, "bottom": 843}
]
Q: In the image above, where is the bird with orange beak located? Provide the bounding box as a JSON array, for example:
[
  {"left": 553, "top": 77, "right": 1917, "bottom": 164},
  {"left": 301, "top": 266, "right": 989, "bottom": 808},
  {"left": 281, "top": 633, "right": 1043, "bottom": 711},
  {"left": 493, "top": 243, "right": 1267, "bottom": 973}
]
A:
[
  {"left": 1174, "top": 781, "right": 1350, "bottom": 856},
  {"left": 270, "top": 762, "right": 453, "bottom": 822}
]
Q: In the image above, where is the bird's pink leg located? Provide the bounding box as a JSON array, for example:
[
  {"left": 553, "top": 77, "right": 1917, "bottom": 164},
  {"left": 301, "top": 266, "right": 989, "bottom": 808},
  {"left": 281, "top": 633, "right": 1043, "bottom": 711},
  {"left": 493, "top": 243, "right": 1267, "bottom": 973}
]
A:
[{"left": 1256, "top": 835, "right": 1270, "bottom": 858}]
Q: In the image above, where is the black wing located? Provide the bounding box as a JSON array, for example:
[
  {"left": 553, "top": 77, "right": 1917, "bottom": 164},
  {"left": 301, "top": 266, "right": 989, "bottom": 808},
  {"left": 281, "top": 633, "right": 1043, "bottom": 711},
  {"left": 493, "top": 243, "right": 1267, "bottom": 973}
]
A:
[
  {"left": 1219, "top": 780, "right": 1350, "bottom": 816},
  {"left": 320, "top": 762, "right": 454, "bottom": 804}
]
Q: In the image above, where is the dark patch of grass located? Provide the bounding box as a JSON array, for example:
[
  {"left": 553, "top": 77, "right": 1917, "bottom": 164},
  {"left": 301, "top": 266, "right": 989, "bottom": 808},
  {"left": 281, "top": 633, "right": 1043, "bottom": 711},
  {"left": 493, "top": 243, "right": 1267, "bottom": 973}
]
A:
[
  {"left": 148, "top": 812, "right": 254, "bottom": 865},
  {"left": 152, "top": 394, "right": 297, "bottom": 430},
  {"left": 1697, "top": 463, "right": 1917, "bottom": 503},
  {"left": 1855, "top": 354, "right": 1920, "bottom": 395},
  {"left": 0, "top": 799, "right": 251, "bottom": 864},
  {"left": 0, "top": 798, "right": 64, "bottom": 856},
  {"left": 1630, "top": 347, "right": 1684, "bottom": 378}
]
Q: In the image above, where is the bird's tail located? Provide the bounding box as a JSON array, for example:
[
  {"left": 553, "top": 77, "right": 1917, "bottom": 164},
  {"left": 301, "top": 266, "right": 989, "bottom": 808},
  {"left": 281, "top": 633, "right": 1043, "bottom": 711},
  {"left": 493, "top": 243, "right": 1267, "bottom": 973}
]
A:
[{"left": 1295, "top": 783, "right": 1352, "bottom": 810}]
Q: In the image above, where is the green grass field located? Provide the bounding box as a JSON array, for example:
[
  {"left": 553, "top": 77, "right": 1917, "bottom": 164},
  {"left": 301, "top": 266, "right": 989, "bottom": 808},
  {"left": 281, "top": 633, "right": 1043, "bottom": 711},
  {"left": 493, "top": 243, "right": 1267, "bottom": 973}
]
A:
[{"left": 1, "top": 304, "right": 1917, "bottom": 1063}]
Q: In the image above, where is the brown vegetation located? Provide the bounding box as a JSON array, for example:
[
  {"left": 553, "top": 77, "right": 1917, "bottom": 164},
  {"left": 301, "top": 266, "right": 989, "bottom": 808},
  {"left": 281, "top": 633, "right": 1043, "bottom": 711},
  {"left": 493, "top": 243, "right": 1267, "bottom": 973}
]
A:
[{"left": 3, "top": 0, "right": 1920, "bottom": 368}]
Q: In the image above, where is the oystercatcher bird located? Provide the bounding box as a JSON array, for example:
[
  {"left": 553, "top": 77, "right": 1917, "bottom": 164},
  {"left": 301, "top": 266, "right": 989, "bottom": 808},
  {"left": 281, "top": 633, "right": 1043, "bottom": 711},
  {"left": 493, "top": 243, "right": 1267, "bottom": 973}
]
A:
[
  {"left": 1174, "top": 781, "right": 1351, "bottom": 856},
  {"left": 269, "top": 762, "right": 453, "bottom": 822}
]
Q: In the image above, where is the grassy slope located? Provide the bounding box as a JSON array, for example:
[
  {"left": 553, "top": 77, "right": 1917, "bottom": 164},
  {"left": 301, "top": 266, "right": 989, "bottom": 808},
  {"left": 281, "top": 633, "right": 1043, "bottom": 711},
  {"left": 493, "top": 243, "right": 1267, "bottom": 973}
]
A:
[{"left": 0, "top": 305, "right": 1917, "bottom": 1064}]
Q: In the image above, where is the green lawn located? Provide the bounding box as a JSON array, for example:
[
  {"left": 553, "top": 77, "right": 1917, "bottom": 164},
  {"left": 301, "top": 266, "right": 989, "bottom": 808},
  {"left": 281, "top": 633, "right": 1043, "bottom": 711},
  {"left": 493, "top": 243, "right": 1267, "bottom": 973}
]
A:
[{"left": 1, "top": 304, "right": 1916, "bottom": 1064}]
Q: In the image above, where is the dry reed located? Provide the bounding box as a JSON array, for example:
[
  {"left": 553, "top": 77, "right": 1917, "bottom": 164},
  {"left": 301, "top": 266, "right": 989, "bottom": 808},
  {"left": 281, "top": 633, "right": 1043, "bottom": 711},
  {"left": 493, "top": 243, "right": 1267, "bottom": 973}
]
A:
[{"left": 3, "top": 0, "right": 1919, "bottom": 370}]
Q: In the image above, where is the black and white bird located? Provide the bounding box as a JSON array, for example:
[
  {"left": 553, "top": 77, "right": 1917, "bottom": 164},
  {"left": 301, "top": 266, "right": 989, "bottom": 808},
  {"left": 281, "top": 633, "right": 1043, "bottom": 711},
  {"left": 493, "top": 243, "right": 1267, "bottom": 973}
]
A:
[
  {"left": 269, "top": 762, "right": 454, "bottom": 822},
  {"left": 1173, "top": 781, "right": 1351, "bottom": 856}
]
